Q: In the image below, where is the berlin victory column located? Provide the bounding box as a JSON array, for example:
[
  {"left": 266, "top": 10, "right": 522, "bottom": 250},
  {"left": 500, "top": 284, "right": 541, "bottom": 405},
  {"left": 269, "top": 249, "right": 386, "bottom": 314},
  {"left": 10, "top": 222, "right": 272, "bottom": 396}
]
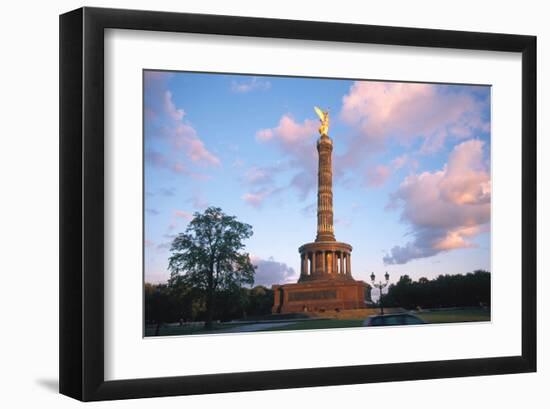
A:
[{"left": 272, "top": 107, "right": 370, "bottom": 314}]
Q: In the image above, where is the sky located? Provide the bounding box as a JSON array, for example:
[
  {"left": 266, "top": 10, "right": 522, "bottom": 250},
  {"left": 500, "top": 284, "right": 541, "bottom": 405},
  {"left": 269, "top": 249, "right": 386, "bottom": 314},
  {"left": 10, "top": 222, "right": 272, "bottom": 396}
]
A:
[{"left": 143, "top": 70, "right": 491, "bottom": 289}]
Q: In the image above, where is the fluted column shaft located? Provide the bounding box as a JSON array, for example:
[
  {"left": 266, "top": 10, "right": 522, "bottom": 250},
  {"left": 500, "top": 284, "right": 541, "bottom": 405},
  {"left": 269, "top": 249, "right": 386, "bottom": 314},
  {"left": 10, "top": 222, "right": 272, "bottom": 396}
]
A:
[{"left": 316, "top": 134, "right": 335, "bottom": 242}]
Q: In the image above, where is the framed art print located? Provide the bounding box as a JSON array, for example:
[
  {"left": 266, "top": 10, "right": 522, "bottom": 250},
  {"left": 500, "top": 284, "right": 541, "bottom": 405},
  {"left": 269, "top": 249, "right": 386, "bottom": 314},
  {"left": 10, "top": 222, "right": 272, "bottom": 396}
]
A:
[{"left": 60, "top": 7, "right": 536, "bottom": 401}]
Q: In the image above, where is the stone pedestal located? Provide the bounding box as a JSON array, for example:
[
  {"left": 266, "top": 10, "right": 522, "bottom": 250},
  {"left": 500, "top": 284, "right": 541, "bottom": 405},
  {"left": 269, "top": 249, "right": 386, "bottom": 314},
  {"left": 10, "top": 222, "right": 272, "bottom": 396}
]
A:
[{"left": 272, "top": 279, "right": 369, "bottom": 314}]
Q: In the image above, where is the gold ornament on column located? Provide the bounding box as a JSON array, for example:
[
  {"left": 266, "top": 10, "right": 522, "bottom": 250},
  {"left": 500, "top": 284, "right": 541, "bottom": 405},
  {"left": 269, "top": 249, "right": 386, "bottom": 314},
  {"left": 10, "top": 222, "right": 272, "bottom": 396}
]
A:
[{"left": 314, "top": 106, "right": 330, "bottom": 136}]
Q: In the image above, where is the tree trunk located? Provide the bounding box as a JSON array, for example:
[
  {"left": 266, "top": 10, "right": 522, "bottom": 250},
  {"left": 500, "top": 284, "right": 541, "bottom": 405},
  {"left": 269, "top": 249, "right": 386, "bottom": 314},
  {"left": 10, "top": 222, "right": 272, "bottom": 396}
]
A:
[
  {"left": 204, "top": 285, "right": 215, "bottom": 330},
  {"left": 204, "top": 264, "right": 216, "bottom": 330},
  {"left": 204, "top": 263, "right": 216, "bottom": 329}
]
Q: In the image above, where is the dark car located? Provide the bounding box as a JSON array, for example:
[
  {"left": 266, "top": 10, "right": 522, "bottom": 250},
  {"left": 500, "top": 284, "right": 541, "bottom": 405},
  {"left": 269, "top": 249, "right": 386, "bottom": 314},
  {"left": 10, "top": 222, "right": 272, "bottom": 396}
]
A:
[{"left": 364, "top": 313, "right": 426, "bottom": 327}]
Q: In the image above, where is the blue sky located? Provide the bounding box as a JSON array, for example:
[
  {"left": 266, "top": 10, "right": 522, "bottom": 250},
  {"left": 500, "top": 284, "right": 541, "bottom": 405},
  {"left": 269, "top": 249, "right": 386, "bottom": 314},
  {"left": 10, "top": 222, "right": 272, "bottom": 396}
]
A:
[{"left": 144, "top": 71, "right": 491, "bottom": 288}]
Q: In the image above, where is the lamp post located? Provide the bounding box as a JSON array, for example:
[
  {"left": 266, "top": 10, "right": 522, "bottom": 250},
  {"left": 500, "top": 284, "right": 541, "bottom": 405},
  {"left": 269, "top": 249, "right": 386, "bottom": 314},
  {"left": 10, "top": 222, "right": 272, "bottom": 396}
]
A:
[{"left": 370, "top": 272, "right": 390, "bottom": 315}]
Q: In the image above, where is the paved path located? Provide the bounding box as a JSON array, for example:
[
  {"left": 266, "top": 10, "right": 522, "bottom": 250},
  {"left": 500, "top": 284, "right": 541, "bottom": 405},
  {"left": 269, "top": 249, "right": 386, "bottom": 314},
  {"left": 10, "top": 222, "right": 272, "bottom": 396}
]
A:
[{"left": 218, "top": 322, "right": 292, "bottom": 333}]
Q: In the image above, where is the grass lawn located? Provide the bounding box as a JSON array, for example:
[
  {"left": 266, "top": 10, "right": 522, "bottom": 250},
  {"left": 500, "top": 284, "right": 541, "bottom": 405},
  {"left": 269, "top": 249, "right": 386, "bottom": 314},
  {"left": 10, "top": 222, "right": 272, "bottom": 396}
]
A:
[
  {"left": 145, "top": 308, "right": 490, "bottom": 336},
  {"left": 416, "top": 308, "right": 490, "bottom": 324},
  {"left": 259, "top": 319, "right": 365, "bottom": 332},
  {"left": 262, "top": 308, "right": 490, "bottom": 332},
  {"left": 144, "top": 322, "right": 244, "bottom": 337}
]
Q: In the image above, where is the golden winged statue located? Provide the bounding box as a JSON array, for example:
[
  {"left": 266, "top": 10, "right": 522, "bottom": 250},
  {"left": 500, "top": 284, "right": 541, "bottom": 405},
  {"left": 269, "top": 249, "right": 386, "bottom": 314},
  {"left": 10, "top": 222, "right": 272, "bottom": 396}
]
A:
[{"left": 314, "top": 106, "right": 329, "bottom": 136}]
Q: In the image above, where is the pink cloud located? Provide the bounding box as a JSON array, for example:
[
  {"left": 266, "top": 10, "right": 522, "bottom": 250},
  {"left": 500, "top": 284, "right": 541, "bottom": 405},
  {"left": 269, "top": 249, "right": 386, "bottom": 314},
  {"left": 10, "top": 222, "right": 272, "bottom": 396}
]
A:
[
  {"left": 254, "top": 115, "right": 319, "bottom": 200},
  {"left": 174, "top": 210, "right": 193, "bottom": 221},
  {"left": 244, "top": 166, "right": 274, "bottom": 186},
  {"left": 439, "top": 139, "right": 491, "bottom": 205},
  {"left": 172, "top": 162, "right": 187, "bottom": 173},
  {"left": 181, "top": 133, "right": 220, "bottom": 166},
  {"left": 163, "top": 210, "right": 194, "bottom": 239},
  {"left": 340, "top": 81, "right": 489, "bottom": 161},
  {"left": 165, "top": 95, "right": 220, "bottom": 167},
  {"left": 364, "top": 154, "right": 418, "bottom": 188},
  {"left": 256, "top": 115, "right": 317, "bottom": 151},
  {"left": 145, "top": 151, "right": 168, "bottom": 167},
  {"left": 365, "top": 165, "right": 391, "bottom": 187},
  {"left": 384, "top": 139, "right": 490, "bottom": 264},
  {"left": 144, "top": 72, "right": 221, "bottom": 172},
  {"left": 146, "top": 153, "right": 211, "bottom": 181},
  {"left": 390, "top": 154, "right": 409, "bottom": 170},
  {"left": 163, "top": 90, "right": 185, "bottom": 121},
  {"left": 256, "top": 128, "right": 274, "bottom": 142},
  {"left": 433, "top": 225, "right": 488, "bottom": 251},
  {"left": 241, "top": 189, "right": 274, "bottom": 209}
]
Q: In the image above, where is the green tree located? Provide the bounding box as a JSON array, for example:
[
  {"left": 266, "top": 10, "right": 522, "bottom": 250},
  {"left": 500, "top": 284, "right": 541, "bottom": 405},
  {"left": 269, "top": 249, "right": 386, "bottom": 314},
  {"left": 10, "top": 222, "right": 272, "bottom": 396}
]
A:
[
  {"left": 246, "top": 286, "right": 275, "bottom": 317},
  {"left": 167, "top": 275, "right": 207, "bottom": 321},
  {"left": 382, "top": 270, "right": 491, "bottom": 309},
  {"left": 168, "top": 207, "right": 255, "bottom": 329},
  {"left": 144, "top": 283, "right": 176, "bottom": 335}
]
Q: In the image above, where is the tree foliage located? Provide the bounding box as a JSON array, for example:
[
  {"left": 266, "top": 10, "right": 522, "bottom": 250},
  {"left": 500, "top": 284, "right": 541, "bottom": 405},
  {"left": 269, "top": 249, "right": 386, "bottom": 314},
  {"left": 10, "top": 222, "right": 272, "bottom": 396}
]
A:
[
  {"left": 382, "top": 270, "right": 491, "bottom": 310},
  {"left": 144, "top": 283, "right": 273, "bottom": 326},
  {"left": 167, "top": 207, "right": 255, "bottom": 328},
  {"left": 144, "top": 283, "right": 179, "bottom": 335}
]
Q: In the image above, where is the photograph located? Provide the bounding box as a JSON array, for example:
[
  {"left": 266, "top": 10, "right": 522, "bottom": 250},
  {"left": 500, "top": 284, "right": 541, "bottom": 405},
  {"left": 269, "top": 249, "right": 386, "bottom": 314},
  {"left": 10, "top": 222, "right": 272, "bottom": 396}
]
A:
[
  {"left": 143, "top": 70, "right": 492, "bottom": 337},
  {"left": 0, "top": 0, "right": 542, "bottom": 406}
]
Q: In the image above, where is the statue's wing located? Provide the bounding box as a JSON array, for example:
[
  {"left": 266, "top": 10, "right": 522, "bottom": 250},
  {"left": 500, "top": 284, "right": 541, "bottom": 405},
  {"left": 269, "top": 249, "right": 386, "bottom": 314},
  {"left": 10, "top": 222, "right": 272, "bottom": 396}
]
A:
[{"left": 314, "top": 106, "right": 325, "bottom": 120}]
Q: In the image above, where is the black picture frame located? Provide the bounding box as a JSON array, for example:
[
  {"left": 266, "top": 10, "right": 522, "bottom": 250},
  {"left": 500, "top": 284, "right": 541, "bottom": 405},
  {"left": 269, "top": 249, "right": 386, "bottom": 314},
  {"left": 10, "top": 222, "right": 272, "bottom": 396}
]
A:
[{"left": 60, "top": 6, "right": 537, "bottom": 401}]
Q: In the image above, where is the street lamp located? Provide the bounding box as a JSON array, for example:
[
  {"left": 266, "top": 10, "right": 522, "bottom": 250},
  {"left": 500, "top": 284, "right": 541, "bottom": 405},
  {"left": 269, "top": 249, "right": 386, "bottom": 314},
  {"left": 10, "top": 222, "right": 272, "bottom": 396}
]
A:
[{"left": 370, "top": 272, "right": 390, "bottom": 315}]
